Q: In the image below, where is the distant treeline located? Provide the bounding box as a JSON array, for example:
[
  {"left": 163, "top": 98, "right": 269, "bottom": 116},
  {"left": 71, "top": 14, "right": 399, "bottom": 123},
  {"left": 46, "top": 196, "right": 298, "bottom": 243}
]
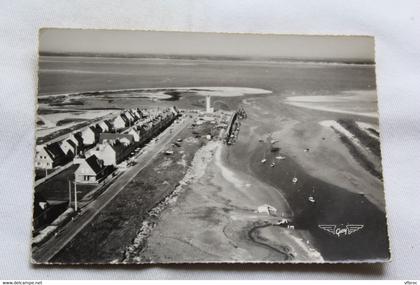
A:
[{"left": 39, "top": 51, "right": 375, "bottom": 65}]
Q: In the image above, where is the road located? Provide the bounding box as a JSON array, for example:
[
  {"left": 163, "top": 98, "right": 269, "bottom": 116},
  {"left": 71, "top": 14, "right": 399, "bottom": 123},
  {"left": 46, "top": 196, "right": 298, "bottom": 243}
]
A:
[{"left": 32, "top": 115, "right": 193, "bottom": 263}]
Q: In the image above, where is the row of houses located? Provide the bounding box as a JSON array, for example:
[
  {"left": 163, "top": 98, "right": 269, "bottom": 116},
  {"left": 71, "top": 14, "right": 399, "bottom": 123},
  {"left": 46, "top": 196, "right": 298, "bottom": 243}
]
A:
[
  {"left": 33, "top": 107, "right": 179, "bottom": 233},
  {"left": 35, "top": 108, "right": 155, "bottom": 170},
  {"left": 73, "top": 107, "right": 179, "bottom": 184}
]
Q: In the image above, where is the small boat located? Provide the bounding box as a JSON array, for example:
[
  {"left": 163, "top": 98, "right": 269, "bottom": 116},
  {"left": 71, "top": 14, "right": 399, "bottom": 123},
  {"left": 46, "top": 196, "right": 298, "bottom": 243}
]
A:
[
  {"left": 292, "top": 177, "right": 298, "bottom": 184},
  {"left": 308, "top": 196, "right": 315, "bottom": 203},
  {"left": 261, "top": 158, "right": 267, "bottom": 164}
]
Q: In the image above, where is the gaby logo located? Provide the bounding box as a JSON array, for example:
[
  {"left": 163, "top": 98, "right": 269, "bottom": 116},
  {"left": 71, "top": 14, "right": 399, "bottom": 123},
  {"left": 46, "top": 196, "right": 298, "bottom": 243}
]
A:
[{"left": 318, "top": 224, "right": 364, "bottom": 237}]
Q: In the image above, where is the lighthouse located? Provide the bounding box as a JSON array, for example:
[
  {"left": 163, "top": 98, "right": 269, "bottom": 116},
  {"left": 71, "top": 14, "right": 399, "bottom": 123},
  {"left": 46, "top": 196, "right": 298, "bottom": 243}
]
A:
[{"left": 205, "top": 95, "right": 214, "bottom": 113}]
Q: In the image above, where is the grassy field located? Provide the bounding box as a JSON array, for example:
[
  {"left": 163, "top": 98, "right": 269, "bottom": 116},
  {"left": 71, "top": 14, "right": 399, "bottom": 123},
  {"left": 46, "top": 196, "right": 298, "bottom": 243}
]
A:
[{"left": 51, "top": 122, "right": 213, "bottom": 263}]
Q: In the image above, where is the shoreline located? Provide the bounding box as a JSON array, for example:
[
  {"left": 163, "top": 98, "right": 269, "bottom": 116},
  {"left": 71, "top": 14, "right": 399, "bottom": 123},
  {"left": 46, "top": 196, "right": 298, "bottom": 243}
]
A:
[
  {"left": 284, "top": 91, "right": 379, "bottom": 119},
  {"left": 38, "top": 86, "right": 272, "bottom": 98},
  {"left": 240, "top": 96, "right": 389, "bottom": 261}
]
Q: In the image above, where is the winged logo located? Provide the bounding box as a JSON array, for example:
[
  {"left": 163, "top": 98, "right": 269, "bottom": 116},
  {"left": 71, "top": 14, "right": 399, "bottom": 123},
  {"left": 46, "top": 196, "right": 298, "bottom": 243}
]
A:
[{"left": 318, "top": 224, "right": 364, "bottom": 237}]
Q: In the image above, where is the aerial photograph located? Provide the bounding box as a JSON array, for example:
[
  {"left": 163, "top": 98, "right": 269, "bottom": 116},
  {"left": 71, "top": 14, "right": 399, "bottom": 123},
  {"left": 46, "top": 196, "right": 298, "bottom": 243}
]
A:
[{"left": 32, "top": 29, "right": 390, "bottom": 264}]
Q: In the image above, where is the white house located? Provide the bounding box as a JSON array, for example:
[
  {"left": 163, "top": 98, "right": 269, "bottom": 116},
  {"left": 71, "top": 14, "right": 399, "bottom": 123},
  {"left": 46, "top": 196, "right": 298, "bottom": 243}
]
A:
[
  {"left": 74, "top": 155, "right": 106, "bottom": 184},
  {"left": 90, "top": 143, "right": 116, "bottom": 166},
  {"left": 128, "top": 128, "right": 141, "bottom": 142},
  {"left": 113, "top": 114, "right": 129, "bottom": 130},
  {"left": 35, "top": 142, "right": 66, "bottom": 169},
  {"left": 90, "top": 141, "right": 129, "bottom": 166}
]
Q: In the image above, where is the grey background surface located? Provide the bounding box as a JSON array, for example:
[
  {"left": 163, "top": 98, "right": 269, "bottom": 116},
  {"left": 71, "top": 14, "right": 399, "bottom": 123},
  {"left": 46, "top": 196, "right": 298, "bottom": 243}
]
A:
[{"left": 1, "top": 0, "right": 419, "bottom": 280}]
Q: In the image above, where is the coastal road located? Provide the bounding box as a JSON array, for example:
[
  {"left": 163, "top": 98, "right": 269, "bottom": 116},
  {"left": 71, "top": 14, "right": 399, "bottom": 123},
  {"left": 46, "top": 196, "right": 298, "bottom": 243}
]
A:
[{"left": 32, "top": 115, "right": 193, "bottom": 263}]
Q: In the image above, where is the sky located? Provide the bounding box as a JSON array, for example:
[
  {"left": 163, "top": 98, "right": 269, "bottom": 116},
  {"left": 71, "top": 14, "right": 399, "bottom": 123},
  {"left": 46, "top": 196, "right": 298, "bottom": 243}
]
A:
[{"left": 39, "top": 29, "right": 375, "bottom": 62}]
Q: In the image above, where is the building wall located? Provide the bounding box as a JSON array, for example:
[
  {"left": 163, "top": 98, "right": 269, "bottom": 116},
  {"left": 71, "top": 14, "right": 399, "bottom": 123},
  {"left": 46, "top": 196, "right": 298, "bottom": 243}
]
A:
[
  {"left": 35, "top": 148, "right": 54, "bottom": 169},
  {"left": 91, "top": 145, "right": 117, "bottom": 166},
  {"left": 129, "top": 129, "right": 140, "bottom": 142},
  {"left": 75, "top": 173, "right": 98, "bottom": 184},
  {"left": 74, "top": 160, "right": 100, "bottom": 184}
]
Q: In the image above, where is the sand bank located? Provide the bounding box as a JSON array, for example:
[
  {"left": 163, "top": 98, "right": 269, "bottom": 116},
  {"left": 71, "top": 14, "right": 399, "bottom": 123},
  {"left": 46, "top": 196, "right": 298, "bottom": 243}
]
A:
[
  {"left": 238, "top": 93, "right": 389, "bottom": 261},
  {"left": 284, "top": 90, "right": 379, "bottom": 118},
  {"left": 40, "top": 86, "right": 272, "bottom": 99}
]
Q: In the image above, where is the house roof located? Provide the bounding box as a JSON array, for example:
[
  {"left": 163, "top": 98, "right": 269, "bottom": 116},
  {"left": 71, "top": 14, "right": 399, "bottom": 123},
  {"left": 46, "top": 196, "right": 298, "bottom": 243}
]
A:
[
  {"left": 107, "top": 140, "right": 126, "bottom": 154},
  {"left": 120, "top": 113, "right": 129, "bottom": 123},
  {"left": 66, "top": 139, "right": 76, "bottom": 149},
  {"left": 125, "top": 111, "right": 135, "bottom": 121},
  {"left": 128, "top": 128, "right": 141, "bottom": 139},
  {"left": 113, "top": 113, "right": 129, "bottom": 127},
  {"left": 70, "top": 132, "right": 83, "bottom": 145},
  {"left": 128, "top": 128, "right": 140, "bottom": 135},
  {"left": 99, "top": 120, "right": 113, "bottom": 130},
  {"left": 134, "top": 108, "right": 143, "bottom": 118},
  {"left": 105, "top": 120, "right": 113, "bottom": 128},
  {"left": 89, "top": 125, "right": 101, "bottom": 133},
  {"left": 45, "top": 142, "right": 66, "bottom": 160},
  {"left": 130, "top": 109, "right": 140, "bottom": 119},
  {"left": 95, "top": 123, "right": 105, "bottom": 133}
]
